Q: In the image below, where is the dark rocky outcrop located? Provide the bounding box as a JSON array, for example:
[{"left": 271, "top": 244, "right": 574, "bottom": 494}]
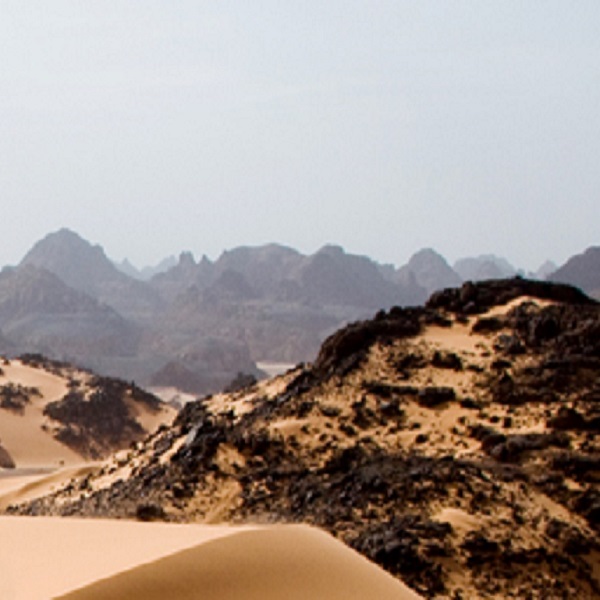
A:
[
  {"left": 427, "top": 277, "right": 595, "bottom": 315},
  {"left": 0, "top": 382, "right": 41, "bottom": 414},
  {"left": 43, "top": 375, "right": 162, "bottom": 459}
]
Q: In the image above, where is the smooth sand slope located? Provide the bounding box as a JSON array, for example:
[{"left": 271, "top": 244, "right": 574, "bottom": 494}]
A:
[
  {"left": 0, "top": 517, "right": 418, "bottom": 600},
  {"left": 0, "top": 517, "right": 252, "bottom": 599},
  {"left": 58, "top": 525, "right": 419, "bottom": 600},
  {"left": 0, "top": 361, "right": 79, "bottom": 467}
]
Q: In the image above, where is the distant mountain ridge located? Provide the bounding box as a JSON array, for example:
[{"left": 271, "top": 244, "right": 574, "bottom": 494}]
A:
[
  {"left": 21, "top": 229, "right": 162, "bottom": 321},
  {"left": 0, "top": 264, "right": 138, "bottom": 364},
  {"left": 396, "top": 248, "right": 462, "bottom": 295},
  {"left": 548, "top": 246, "right": 600, "bottom": 299},
  {"left": 1, "top": 228, "right": 596, "bottom": 393},
  {"left": 115, "top": 256, "right": 177, "bottom": 281},
  {"left": 453, "top": 254, "right": 518, "bottom": 281}
]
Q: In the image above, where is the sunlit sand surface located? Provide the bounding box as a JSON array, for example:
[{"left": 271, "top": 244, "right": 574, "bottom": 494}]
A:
[{"left": 0, "top": 517, "right": 419, "bottom": 600}]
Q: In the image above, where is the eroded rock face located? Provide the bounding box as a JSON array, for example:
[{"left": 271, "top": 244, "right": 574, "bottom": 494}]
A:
[{"left": 9, "top": 279, "right": 600, "bottom": 599}]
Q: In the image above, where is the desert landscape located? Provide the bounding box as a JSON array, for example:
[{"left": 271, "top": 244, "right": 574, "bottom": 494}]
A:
[
  {"left": 2, "top": 3, "right": 599, "bottom": 597},
  {"left": 2, "top": 277, "right": 599, "bottom": 598}
]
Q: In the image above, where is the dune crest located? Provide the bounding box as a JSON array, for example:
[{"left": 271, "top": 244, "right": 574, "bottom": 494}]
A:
[
  {"left": 0, "top": 517, "right": 416, "bottom": 600},
  {"left": 57, "top": 525, "right": 419, "bottom": 600}
]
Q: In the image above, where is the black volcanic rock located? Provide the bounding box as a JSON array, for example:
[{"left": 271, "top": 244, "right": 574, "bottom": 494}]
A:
[
  {"left": 427, "top": 277, "right": 595, "bottom": 314},
  {"left": 42, "top": 374, "right": 162, "bottom": 459},
  {"left": 549, "top": 246, "right": 600, "bottom": 298},
  {"left": 313, "top": 307, "right": 423, "bottom": 378}
]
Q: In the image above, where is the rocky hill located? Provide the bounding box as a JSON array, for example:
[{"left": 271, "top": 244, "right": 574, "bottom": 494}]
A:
[
  {"left": 396, "top": 248, "right": 462, "bottom": 296},
  {"left": 10, "top": 278, "right": 599, "bottom": 599},
  {"left": 453, "top": 254, "right": 518, "bottom": 282},
  {"left": 550, "top": 246, "right": 600, "bottom": 299},
  {"left": 21, "top": 229, "right": 162, "bottom": 321},
  {"left": 0, "top": 265, "right": 140, "bottom": 367}
]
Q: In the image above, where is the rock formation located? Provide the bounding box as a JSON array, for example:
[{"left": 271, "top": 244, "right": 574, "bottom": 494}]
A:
[
  {"left": 549, "top": 246, "right": 600, "bottom": 299},
  {"left": 453, "top": 254, "right": 517, "bottom": 282},
  {"left": 396, "top": 248, "right": 461, "bottom": 296}
]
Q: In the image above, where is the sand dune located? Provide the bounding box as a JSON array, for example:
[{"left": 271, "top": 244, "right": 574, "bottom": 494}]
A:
[
  {"left": 0, "top": 517, "right": 418, "bottom": 600},
  {"left": 0, "top": 517, "right": 252, "bottom": 600},
  {"left": 58, "top": 525, "right": 419, "bottom": 600},
  {"left": 0, "top": 359, "right": 175, "bottom": 470},
  {"left": 0, "top": 360, "right": 79, "bottom": 468}
]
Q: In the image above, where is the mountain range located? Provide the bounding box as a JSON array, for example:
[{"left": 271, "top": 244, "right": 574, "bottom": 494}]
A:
[{"left": 1, "top": 228, "right": 598, "bottom": 394}]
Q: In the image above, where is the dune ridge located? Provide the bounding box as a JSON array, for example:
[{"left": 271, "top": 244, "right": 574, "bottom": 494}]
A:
[
  {"left": 0, "top": 517, "right": 415, "bottom": 600},
  {"left": 0, "top": 516, "right": 253, "bottom": 600},
  {"left": 57, "top": 525, "right": 419, "bottom": 600}
]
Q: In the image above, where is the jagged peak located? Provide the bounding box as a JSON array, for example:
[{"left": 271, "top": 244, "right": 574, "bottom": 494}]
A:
[{"left": 178, "top": 251, "right": 196, "bottom": 267}]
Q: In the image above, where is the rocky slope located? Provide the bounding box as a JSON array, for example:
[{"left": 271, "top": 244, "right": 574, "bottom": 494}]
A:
[
  {"left": 0, "top": 265, "right": 140, "bottom": 367},
  {"left": 9, "top": 278, "right": 599, "bottom": 598},
  {"left": 453, "top": 254, "right": 518, "bottom": 282},
  {"left": 396, "top": 248, "right": 462, "bottom": 295},
  {"left": 21, "top": 229, "right": 163, "bottom": 321},
  {"left": 550, "top": 246, "right": 600, "bottom": 299}
]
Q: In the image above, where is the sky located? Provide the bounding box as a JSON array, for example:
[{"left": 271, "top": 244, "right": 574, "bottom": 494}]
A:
[{"left": 0, "top": 1, "right": 598, "bottom": 271}]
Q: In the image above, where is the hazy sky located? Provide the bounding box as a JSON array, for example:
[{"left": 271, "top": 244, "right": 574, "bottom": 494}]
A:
[{"left": 1, "top": 1, "right": 598, "bottom": 271}]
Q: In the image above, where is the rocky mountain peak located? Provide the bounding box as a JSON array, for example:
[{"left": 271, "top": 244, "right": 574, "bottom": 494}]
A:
[
  {"left": 453, "top": 254, "right": 517, "bottom": 281},
  {"left": 397, "top": 248, "right": 462, "bottom": 295},
  {"left": 20, "top": 229, "right": 160, "bottom": 321},
  {"left": 550, "top": 246, "right": 600, "bottom": 299},
  {"left": 21, "top": 229, "right": 124, "bottom": 292}
]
